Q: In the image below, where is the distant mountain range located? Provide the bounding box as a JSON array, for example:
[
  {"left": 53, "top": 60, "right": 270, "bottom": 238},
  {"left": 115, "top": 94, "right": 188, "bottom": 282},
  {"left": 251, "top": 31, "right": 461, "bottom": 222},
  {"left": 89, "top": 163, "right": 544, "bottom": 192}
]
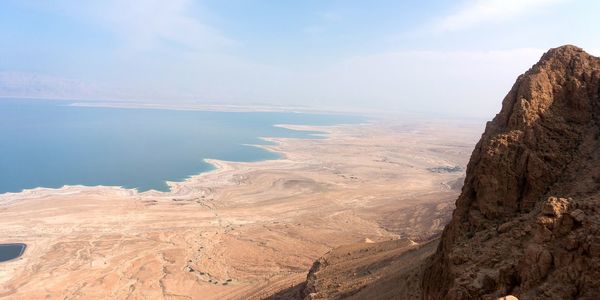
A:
[{"left": 0, "top": 72, "right": 111, "bottom": 100}]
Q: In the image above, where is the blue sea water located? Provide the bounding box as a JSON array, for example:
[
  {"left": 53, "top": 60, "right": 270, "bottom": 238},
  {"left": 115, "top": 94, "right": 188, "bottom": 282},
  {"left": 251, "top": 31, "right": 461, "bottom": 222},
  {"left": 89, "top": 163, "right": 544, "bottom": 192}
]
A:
[
  {"left": 0, "top": 99, "right": 363, "bottom": 194},
  {"left": 0, "top": 243, "right": 26, "bottom": 262}
]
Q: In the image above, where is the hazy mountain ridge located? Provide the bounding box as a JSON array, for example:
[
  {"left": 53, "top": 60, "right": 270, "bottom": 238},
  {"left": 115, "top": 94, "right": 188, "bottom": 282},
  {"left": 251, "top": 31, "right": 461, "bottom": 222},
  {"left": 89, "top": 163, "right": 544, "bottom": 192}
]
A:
[{"left": 0, "top": 72, "right": 107, "bottom": 100}]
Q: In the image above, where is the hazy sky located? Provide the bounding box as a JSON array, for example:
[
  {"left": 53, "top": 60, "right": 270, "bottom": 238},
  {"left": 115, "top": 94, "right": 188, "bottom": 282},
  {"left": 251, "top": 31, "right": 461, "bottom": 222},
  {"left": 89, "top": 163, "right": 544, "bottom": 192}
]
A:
[{"left": 1, "top": 0, "right": 599, "bottom": 117}]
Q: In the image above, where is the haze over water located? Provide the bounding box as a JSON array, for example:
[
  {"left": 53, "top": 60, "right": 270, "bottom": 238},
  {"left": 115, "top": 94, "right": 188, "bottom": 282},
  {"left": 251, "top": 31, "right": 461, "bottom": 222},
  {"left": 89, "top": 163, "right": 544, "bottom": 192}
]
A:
[{"left": 0, "top": 99, "right": 362, "bottom": 194}]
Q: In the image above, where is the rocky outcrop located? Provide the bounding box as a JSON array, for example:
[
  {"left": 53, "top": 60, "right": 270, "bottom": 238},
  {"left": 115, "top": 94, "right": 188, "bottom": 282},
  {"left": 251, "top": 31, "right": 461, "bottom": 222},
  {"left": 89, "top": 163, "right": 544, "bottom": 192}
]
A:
[
  {"left": 422, "top": 45, "right": 600, "bottom": 299},
  {"left": 301, "top": 239, "right": 437, "bottom": 300}
]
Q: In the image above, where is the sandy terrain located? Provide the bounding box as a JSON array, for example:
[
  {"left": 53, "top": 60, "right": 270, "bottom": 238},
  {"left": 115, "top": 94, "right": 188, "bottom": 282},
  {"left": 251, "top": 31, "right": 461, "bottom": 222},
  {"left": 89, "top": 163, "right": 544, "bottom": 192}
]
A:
[{"left": 0, "top": 118, "right": 481, "bottom": 299}]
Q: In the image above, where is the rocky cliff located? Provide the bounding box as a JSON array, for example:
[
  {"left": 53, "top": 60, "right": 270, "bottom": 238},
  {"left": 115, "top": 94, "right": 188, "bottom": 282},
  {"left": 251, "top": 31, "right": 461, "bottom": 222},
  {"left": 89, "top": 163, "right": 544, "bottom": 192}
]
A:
[
  {"left": 422, "top": 45, "right": 600, "bottom": 299},
  {"left": 298, "top": 239, "right": 437, "bottom": 300}
]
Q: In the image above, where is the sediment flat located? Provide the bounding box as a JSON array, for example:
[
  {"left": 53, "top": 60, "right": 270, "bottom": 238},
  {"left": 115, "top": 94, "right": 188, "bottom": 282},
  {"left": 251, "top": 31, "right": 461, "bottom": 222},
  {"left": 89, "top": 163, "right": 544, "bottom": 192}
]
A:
[{"left": 0, "top": 118, "right": 481, "bottom": 299}]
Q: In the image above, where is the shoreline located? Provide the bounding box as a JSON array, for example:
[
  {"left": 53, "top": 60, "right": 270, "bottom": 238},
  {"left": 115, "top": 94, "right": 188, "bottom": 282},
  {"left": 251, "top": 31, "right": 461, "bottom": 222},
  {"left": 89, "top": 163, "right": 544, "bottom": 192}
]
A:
[
  {"left": 0, "top": 123, "right": 345, "bottom": 203},
  {"left": 0, "top": 118, "right": 481, "bottom": 299},
  {"left": 68, "top": 101, "right": 365, "bottom": 116},
  {"left": 0, "top": 243, "right": 27, "bottom": 263}
]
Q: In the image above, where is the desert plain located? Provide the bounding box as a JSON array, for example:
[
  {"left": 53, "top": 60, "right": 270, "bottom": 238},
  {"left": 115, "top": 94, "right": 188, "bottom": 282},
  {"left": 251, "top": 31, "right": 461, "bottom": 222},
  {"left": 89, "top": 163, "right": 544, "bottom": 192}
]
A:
[{"left": 0, "top": 117, "right": 481, "bottom": 299}]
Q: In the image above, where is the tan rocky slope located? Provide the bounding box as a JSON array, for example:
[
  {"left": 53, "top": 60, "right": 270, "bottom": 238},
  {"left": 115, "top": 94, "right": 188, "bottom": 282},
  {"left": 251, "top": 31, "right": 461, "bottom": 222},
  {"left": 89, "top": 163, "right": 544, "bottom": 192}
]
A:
[
  {"left": 268, "top": 238, "right": 438, "bottom": 300},
  {"left": 422, "top": 45, "right": 600, "bottom": 299}
]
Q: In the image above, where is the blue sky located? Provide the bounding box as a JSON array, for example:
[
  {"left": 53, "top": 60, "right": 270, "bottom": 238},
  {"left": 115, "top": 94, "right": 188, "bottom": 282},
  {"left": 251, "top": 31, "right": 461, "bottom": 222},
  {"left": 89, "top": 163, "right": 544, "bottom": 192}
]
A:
[{"left": 1, "top": 0, "right": 599, "bottom": 117}]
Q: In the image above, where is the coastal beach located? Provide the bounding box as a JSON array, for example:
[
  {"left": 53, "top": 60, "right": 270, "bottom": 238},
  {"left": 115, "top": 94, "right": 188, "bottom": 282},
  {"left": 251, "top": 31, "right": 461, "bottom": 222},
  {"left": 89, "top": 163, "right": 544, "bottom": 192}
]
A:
[
  {"left": 0, "top": 118, "right": 481, "bottom": 299},
  {"left": 0, "top": 99, "right": 364, "bottom": 194}
]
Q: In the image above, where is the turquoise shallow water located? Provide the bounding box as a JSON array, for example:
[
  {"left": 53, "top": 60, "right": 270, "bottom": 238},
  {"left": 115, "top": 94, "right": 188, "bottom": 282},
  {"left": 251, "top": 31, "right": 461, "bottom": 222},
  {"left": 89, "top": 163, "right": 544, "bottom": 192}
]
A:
[{"left": 0, "top": 99, "right": 364, "bottom": 194}]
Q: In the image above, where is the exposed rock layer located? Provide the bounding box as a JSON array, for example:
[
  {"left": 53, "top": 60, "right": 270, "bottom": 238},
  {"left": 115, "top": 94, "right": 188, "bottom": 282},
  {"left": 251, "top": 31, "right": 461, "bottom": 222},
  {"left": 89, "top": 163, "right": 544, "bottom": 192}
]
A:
[
  {"left": 300, "top": 239, "right": 437, "bottom": 300},
  {"left": 422, "top": 45, "right": 600, "bottom": 299}
]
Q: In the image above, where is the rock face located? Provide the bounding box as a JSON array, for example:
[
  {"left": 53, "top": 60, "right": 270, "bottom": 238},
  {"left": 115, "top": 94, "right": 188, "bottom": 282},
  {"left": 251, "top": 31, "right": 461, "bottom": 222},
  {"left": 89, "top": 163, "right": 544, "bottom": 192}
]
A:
[
  {"left": 300, "top": 239, "right": 437, "bottom": 300},
  {"left": 422, "top": 45, "right": 600, "bottom": 299}
]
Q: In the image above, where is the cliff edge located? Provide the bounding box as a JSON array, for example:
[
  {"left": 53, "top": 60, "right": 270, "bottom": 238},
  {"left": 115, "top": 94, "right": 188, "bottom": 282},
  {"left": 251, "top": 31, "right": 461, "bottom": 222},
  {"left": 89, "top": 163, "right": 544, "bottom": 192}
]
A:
[{"left": 422, "top": 45, "right": 600, "bottom": 299}]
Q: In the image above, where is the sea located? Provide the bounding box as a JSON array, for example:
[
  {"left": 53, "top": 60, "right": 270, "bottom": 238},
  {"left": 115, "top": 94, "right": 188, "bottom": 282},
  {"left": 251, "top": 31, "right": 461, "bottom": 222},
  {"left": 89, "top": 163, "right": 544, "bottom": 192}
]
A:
[{"left": 0, "top": 99, "right": 363, "bottom": 194}]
